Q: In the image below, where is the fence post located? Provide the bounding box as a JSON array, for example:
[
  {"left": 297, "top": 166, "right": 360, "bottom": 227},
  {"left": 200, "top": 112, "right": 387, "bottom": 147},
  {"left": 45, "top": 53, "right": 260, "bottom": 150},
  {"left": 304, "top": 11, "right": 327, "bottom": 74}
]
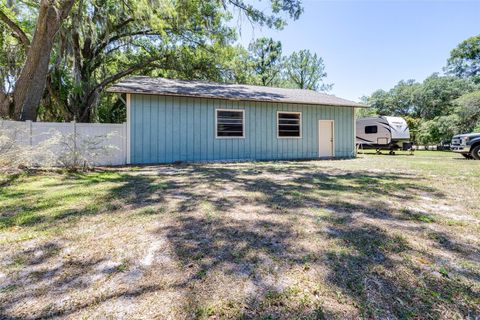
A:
[
  {"left": 25, "top": 120, "right": 33, "bottom": 146},
  {"left": 123, "top": 122, "right": 127, "bottom": 165},
  {"left": 72, "top": 120, "right": 77, "bottom": 166}
]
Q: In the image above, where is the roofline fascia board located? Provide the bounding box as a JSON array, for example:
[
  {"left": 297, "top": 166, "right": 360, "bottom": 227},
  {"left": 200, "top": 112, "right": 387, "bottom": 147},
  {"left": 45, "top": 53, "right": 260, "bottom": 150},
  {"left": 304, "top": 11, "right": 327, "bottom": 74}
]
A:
[{"left": 106, "top": 90, "right": 369, "bottom": 108}]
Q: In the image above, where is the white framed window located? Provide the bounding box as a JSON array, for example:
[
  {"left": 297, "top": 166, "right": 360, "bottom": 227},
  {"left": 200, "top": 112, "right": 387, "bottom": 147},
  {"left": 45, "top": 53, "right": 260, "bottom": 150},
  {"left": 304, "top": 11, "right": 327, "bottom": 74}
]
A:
[
  {"left": 216, "top": 109, "right": 245, "bottom": 138},
  {"left": 277, "top": 111, "right": 302, "bottom": 138}
]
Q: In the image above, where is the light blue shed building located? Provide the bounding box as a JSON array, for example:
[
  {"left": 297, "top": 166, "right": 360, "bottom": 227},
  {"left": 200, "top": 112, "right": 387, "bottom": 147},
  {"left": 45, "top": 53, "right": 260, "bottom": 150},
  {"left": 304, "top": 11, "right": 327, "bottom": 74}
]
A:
[{"left": 108, "top": 77, "right": 364, "bottom": 164}]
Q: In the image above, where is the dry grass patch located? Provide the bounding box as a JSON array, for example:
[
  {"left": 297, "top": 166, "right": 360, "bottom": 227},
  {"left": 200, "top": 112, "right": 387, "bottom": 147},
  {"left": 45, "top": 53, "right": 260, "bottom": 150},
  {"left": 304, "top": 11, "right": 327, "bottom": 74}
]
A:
[{"left": 0, "top": 151, "right": 479, "bottom": 319}]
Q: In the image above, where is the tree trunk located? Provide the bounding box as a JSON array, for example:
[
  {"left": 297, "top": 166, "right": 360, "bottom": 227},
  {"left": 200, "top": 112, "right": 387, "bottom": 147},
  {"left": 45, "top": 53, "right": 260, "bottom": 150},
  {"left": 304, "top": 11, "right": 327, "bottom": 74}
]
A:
[
  {"left": 12, "top": 0, "right": 75, "bottom": 121},
  {"left": 0, "top": 92, "right": 11, "bottom": 118}
]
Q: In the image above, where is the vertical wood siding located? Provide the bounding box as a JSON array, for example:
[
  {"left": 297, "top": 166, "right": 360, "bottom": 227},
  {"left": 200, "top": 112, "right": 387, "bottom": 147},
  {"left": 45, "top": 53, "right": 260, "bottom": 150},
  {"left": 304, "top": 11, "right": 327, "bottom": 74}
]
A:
[{"left": 130, "top": 94, "right": 355, "bottom": 164}]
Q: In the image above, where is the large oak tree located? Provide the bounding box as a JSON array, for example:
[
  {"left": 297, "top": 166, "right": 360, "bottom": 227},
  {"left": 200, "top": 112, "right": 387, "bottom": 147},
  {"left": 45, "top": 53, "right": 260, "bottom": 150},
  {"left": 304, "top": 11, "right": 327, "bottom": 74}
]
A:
[
  {"left": 0, "top": 0, "right": 303, "bottom": 122},
  {"left": 0, "top": 0, "right": 75, "bottom": 120},
  {"left": 446, "top": 34, "right": 480, "bottom": 84}
]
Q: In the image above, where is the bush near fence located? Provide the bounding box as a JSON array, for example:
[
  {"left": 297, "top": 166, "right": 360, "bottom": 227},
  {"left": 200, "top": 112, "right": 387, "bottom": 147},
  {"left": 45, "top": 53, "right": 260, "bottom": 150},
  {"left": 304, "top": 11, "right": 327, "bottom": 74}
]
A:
[{"left": 0, "top": 120, "right": 127, "bottom": 167}]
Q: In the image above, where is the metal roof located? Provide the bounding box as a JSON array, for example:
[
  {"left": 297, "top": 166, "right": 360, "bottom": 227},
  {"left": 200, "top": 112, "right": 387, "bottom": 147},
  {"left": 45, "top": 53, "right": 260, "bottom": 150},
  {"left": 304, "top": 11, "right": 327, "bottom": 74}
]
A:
[{"left": 107, "top": 76, "right": 367, "bottom": 108}]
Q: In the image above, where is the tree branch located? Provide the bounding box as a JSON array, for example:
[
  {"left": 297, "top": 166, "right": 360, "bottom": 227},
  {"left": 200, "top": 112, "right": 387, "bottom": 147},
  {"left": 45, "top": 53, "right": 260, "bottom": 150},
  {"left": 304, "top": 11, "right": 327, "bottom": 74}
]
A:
[
  {"left": 93, "top": 18, "right": 136, "bottom": 56},
  {"left": 0, "top": 9, "right": 30, "bottom": 48},
  {"left": 92, "top": 28, "right": 160, "bottom": 58},
  {"left": 59, "top": 0, "right": 76, "bottom": 20},
  {"left": 99, "top": 58, "right": 158, "bottom": 92},
  {"left": 80, "top": 57, "right": 160, "bottom": 120}
]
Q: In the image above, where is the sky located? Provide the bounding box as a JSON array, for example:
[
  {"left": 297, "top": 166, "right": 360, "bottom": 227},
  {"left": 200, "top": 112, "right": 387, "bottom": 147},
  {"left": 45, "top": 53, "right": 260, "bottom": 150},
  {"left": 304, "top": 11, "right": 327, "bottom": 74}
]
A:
[{"left": 235, "top": 0, "right": 480, "bottom": 102}]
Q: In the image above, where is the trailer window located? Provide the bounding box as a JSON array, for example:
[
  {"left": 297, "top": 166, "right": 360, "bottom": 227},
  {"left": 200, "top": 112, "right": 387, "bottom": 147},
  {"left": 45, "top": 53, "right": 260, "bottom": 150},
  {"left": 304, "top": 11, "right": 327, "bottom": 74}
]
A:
[{"left": 365, "top": 125, "right": 378, "bottom": 134}]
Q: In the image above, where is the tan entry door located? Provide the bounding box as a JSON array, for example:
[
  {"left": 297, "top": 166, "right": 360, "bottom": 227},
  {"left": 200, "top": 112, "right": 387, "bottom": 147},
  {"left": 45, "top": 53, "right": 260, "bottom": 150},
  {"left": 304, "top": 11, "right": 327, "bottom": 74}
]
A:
[{"left": 318, "top": 120, "right": 334, "bottom": 157}]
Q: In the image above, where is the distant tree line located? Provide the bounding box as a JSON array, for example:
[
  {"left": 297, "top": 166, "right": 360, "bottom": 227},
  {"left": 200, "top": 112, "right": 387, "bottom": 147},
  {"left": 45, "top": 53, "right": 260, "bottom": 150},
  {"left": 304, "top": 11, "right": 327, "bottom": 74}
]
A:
[
  {"left": 361, "top": 35, "right": 480, "bottom": 144},
  {"left": 0, "top": 0, "right": 332, "bottom": 123},
  {"left": 238, "top": 37, "right": 332, "bottom": 91}
]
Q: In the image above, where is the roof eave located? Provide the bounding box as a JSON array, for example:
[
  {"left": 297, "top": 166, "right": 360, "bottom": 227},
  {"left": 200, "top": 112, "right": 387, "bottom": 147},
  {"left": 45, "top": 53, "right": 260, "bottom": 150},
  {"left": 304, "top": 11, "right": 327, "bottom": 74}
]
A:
[{"left": 107, "top": 87, "right": 368, "bottom": 108}]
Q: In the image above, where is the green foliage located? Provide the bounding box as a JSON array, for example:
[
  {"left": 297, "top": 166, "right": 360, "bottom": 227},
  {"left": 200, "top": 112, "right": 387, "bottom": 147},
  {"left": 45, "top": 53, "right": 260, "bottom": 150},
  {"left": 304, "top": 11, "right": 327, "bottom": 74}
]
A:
[
  {"left": 0, "top": 1, "right": 33, "bottom": 97},
  {"left": 414, "top": 73, "right": 476, "bottom": 119},
  {"left": 364, "top": 71, "right": 478, "bottom": 143},
  {"left": 454, "top": 91, "right": 480, "bottom": 133},
  {"left": 0, "top": 0, "right": 332, "bottom": 123},
  {"left": 226, "top": 0, "right": 303, "bottom": 30},
  {"left": 248, "top": 37, "right": 283, "bottom": 86},
  {"left": 283, "top": 49, "right": 333, "bottom": 91},
  {"left": 236, "top": 42, "right": 333, "bottom": 93},
  {"left": 365, "top": 80, "right": 420, "bottom": 116},
  {"left": 355, "top": 104, "right": 377, "bottom": 118},
  {"left": 223, "top": 45, "right": 258, "bottom": 84},
  {"left": 417, "top": 114, "right": 460, "bottom": 144},
  {"left": 403, "top": 116, "right": 422, "bottom": 144},
  {"left": 446, "top": 34, "right": 480, "bottom": 83},
  {"left": 365, "top": 74, "right": 476, "bottom": 118},
  {"left": 0, "top": 0, "right": 305, "bottom": 122},
  {"left": 43, "top": 0, "right": 245, "bottom": 122}
]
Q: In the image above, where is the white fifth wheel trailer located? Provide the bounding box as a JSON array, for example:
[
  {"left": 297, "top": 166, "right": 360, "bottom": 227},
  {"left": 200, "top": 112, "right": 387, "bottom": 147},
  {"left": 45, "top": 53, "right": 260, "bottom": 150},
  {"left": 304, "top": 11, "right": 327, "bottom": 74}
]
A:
[{"left": 356, "top": 116, "right": 412, "bottom": 154}]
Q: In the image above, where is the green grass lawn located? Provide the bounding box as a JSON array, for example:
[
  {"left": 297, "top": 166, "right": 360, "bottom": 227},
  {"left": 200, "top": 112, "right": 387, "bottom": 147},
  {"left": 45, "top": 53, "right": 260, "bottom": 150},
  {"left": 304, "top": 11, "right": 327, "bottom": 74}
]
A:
[{"left": 0, "top": 151, "right": 479, "bottom": 319}]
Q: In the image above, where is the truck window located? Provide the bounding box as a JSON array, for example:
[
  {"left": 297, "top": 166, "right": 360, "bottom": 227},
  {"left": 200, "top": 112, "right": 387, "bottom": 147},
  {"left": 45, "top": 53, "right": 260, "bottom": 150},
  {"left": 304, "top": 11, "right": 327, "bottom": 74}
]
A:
[{"left": 365, "top": 125, "right": 378, "bottom": 134}]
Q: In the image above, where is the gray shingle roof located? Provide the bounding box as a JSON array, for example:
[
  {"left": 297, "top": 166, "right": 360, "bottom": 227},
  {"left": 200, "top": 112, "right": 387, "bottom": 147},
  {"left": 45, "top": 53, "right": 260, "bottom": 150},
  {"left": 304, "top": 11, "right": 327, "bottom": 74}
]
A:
[{"left": 107, "top": 76, "right": 366, "bottom": 108}]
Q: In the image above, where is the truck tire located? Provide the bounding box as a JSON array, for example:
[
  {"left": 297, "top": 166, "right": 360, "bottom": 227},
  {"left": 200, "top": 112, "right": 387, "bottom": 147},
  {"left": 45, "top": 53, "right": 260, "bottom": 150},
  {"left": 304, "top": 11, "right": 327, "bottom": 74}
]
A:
[{"left": 472, "top": 145, "right": 480, "bottom": 160}]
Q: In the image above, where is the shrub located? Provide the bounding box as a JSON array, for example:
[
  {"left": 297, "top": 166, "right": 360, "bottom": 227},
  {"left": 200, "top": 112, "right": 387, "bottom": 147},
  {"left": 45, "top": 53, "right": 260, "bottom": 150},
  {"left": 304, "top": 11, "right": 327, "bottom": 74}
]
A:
[{"left": 0, "top": 121, "right": 118, "bottom": 170}]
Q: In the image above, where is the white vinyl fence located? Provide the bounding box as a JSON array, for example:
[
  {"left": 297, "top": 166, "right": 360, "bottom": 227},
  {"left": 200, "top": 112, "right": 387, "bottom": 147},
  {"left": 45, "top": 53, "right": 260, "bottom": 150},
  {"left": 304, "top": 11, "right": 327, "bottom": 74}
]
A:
[{"left": 0, "top": 120, "right": 127, "bottom": 166}]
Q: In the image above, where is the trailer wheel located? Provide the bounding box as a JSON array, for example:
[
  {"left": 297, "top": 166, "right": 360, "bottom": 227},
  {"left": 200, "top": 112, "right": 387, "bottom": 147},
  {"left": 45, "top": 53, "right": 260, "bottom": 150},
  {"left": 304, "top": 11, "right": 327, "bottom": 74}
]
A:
[
  {"left": 472, "top": 145, "right": 480, "bottom": 160},
  {"left": 461, "top": 153, "right": 473, "bottom": 159}
]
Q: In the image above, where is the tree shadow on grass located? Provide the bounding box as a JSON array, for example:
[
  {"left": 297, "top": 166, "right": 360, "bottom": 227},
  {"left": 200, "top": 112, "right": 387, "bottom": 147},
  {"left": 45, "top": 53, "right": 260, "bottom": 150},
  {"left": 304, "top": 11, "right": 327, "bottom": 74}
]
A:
[
  {"left": 161, "top": 213, "right": 479, "bottom": 318},
  {"left": 154, "top": 164, "right": 478, "bottom": 318},
  {"left": 1, "top": 170, "right": 186, "bottom": 318},
  {"left": 169, "top": 166, "right": 444, "bottom": 223},
  {"left": 0, "top": 240, "right": 163, "bottom": 319},
  {"left": 161, "top": 214, "right": 324, "bottom": 319},
  {"left": 163, "top": 215, "right": 304, "bottom": 280},
  {"left": 325, "top": 224, "right": 480, "bottom": 318},
  {"left": 0, "top": 172, "right": 166, "bottom": 231},
  {"left": 427, "top": 230, "right": 480, "bottom": 258},
  {"left": 1, "top": 163, "right": 478, "bottom": 319},
  {"left": 0, "top": 173, "right": 23, "bottom": 188}
]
